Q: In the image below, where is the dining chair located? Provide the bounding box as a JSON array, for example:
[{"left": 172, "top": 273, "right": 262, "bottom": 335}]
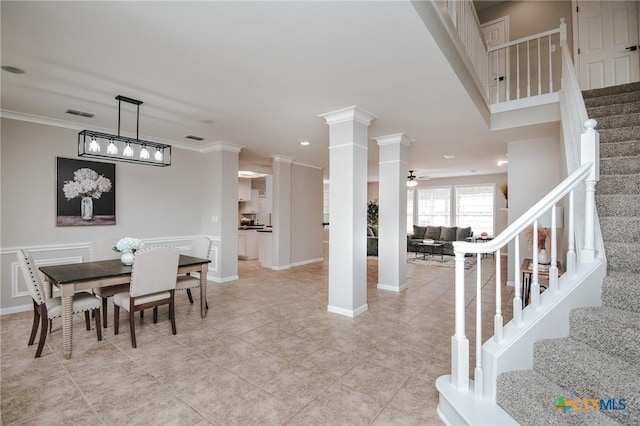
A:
[
  {"left": 17, "top": 249, "right": 102, "bottom": 358},
  {"left": 90, "top": 238, "right": 130, "bottom": 328},
  {"left": 175, "top": 235, "right": 211, "bottom": 307},
  {"left": 112, "top": 246, "right": 180, "bottom": 348}
]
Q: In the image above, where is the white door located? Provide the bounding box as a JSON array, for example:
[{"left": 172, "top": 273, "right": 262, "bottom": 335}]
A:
[
  {"left": 577, "top": 0, "right": 640, "bottom": 90},
  {"left": 482, "top": 17, "right": 509, "bottom": 103}
]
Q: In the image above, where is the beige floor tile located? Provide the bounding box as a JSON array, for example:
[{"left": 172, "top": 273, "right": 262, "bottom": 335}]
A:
[
  {"left": 298, "top": 383, "right": 386, "bottom": 425},
  {"left": 11, "top": 399, "right": 101, "bottom": 426},
  {"left": 110, "top": 392, "right": 205, "bottom": 426},
  {"left": 339, "top": 359, "right": 410, "bottom": 404},
  {"left": 205, "top": 389, "right": 297, "bottom": 425},
  {"left": 261, "top": 363, "right": 336, "bottom": 409}
]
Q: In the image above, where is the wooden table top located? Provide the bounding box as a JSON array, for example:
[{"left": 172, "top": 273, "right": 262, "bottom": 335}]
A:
[{"left": 40, "top": 254, "right": 210, "bottom": 285}]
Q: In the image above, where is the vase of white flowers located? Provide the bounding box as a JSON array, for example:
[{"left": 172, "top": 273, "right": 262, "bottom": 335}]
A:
[
  {"left": 62, "top": 168, "right": 112, "bottom": 221},
  {"left": 113, "top": 237, "right": 144, "bottom": 265}
]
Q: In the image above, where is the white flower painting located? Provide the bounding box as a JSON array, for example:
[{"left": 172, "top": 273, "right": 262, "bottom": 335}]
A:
[{"left": 57, "top": 157, "right": 116, "bottom": 226}]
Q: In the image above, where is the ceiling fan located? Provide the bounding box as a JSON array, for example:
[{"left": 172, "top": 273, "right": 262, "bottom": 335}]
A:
[{"left": 407, "top": 170, "right": 418, "bottom": 187}]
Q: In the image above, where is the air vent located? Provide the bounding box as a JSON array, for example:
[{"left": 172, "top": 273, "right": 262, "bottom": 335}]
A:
[
  {"left": 66, "top": 109, "right": 94, "bottom": 118},
  {"left": 185, "top": 135, "right": 205, "bottom": 141}
]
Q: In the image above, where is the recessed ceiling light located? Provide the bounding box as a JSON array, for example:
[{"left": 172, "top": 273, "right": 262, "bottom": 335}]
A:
[
  {"left": 497, "top": 159, "right": 508, "bottom": 166},
  {"left": 300, "top": 141, "right": 310, "bottom": 146},
  {"left": 443, "top": 154, "right": 456, "bottom": 160},
  {"left": 1, "top": 65, "right": 25, "bottom": 74}
]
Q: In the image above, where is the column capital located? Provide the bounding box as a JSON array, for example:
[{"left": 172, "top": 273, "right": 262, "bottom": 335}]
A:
[
  {"left": 374, "top": 133, "right": 413, "bottom": 147},
  {"left": 272, "top": 155, "right": 294, "bottom": 164},
  {"left": 319, "top": 105, "right": 377, "bottom": 127},
  {"left": 205, "top": 142, "right": 243, "bottom": 154}
]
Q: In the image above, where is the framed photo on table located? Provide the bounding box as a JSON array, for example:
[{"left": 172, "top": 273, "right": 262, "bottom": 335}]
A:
[{"left": 56, "top": 157, "right": 116, "bottom": 226}]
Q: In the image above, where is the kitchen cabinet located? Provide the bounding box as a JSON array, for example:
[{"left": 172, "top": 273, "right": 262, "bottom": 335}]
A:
[
  {"left": 241, "top": 189, "right": 260, "bottom": 214},
  {"left": 238, "top": 178, "right": 251, "bottom": 201},
  {"left": 238, "top": 229, "right": 258, "bottom": 260}
]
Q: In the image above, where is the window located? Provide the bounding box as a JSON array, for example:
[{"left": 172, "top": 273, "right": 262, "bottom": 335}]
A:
[
  {"left": 417, "top": 187, "right": 451, "bottom": 226},
  {"left": 455, "top": 184, "right": 494, "bottom": 235},
  {"left": 407, "top": 189, "right": 414, "bottom": 233}
]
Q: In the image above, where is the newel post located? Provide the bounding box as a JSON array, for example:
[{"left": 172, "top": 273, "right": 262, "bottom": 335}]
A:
[
  {"left": 559, "top": 18, "right": 567, "bottom": 42},
  {"left": 580, "top": 119, "right": 600, "bottom": 263},
  {"left": 451, "top": 249, "right": 469, "bottom": 391}
]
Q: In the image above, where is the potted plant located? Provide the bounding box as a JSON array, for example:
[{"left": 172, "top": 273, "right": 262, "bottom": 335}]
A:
[
  {"left": 367, "top": 199, "right": 379, "bottom": 227},
  {"left": 499, "top": 182, "right": 508, "bottom": 208}
]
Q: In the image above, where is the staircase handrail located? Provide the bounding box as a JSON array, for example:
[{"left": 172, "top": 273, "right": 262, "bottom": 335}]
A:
[
  {"left": 452, "top": 163, "right": 591, "bottom": 256},
  {"left": 487, "top": 27, "right": 561, "bottom": 52}
]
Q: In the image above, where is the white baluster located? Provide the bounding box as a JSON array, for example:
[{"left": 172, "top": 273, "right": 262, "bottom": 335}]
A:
[
  {"left": 531, "top": 220, "right": 541, "bottom": 310},
  {"left": 516, "top": 43, "right": 521, "bottom": 99},
  {"left": 527, "top": 40, "right": 531, "bottom": 97},
  {"left": 513, "top": 235, "right": 522, "bottom": 325},
  {"left": 494, "top": 249, "right": 503, "bottom": 342},
  {"left": 567, "top": 190, "right": 576, "bottom": 277},
  {"left": 549, "top": 205, "right": 559, "bottom": 294},
  {"left": 537, "top": 38, "right": 542, "bottom": 95},
  {"left": 506, "top": 45, "right": 511, "bottom": 101},
  {"left": 474, "top": 253, "right": 483, "bottom": 397},
  {"left": 548, "top": 35, "right": 553, "bottom": 93}
]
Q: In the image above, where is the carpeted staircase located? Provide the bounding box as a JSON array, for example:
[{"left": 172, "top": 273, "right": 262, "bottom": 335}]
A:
[{"left": 495, "top": 82, "right": 640, "bottom": 425}]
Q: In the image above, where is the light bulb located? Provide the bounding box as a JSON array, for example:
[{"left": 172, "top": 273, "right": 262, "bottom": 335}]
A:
[
  {"left": 123, "top": 143, "right": 134, "bottom": 157},
  {"left": 406, "top": 179, "right": 418, "bottom": 188},
  {"left": 89, "top": 137, "right": 100, "bottom": 152},
  {"left": 154, "top": 149, "right": 163, "bottom": 161},
  {"left": 140, "top": 145, "right": 150, "bottom": 159},
  {"left": 107, "top": 140, "right": 118, "bottom": 155}
]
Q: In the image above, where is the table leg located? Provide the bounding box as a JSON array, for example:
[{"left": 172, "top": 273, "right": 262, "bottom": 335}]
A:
[
  {"left": 61, "top": 285, "right": 74, "bottom": 359},
  {"left": 200, "top": 264, "right": 208, "bottom": 319}
]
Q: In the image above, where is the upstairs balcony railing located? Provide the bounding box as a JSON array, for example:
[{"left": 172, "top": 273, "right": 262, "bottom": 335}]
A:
[{"left": 440, "top": 0, "right": 566, "bottom": 108}]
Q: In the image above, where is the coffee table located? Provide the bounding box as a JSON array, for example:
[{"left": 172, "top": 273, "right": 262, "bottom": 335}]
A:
[{"left": 413, "top": 242, "right": 445, "bottom": 260}]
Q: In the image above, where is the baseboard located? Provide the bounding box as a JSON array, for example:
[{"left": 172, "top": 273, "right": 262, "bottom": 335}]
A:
[
  {"left": 209, "top": 274, "right": 239, "bottom": 283},
  {"left": 290, "top": 257, "right": 323, "bottom": 268},
  {"left": 0, "top": 304, "right": 31, "bottom": 316},
  {"left": 327, "top": 303, "right": 368, "bottom": 317},
  {"left": 377, "top": 282, "right": 408, "bottom": 292}
]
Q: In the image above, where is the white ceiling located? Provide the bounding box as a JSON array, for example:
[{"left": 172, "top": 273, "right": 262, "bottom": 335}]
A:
[{"left": 1, "top": 1, "right": 554, "bottom": 181}]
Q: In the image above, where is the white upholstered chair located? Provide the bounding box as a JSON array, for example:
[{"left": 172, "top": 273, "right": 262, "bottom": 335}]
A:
[
  {"left": 17, "top": 249, "right": 102, "bottom": 358},
  {"left": 112, "top": 246, "right": 180, "bottom": 348},
  {"left": 175, "top": 235, "right": 211, "bottom": 307},
  {"left": 90, "top": 238, "right": 130, "bottom": 328}
]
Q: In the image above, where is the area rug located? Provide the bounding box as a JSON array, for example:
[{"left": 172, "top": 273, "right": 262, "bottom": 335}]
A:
[{"left": 406, "top": 253, "right": 476, "bottom": 269}]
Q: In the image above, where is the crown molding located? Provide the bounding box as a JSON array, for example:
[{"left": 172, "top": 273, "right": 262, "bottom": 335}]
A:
[{"left": 318, "top": 105, "right": 378, "bottom": 126}]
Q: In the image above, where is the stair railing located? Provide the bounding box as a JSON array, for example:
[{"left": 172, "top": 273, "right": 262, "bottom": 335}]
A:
[{"left": 445, "top": 33, "right": 602, "bottom": 402}]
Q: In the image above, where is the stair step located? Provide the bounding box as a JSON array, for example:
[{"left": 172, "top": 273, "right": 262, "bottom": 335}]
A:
[
  {"left": 584, "top": 91, "right": 640, "bottom": 108},
  {"left": 569, "top": 307, "right": 640, "bottom": 364},
  {"left": 597, "top": 174, "right": 640, "bottom": 194},
  {"left": 534, "top": 338, "right": 640, "bottom": 425},
  {"left": 600, "top": 140, "right": 640, "bottom": 159},
  {"left": 595, "top": 113, "right": 640, "bottom": 129},
  {"left": 603, "top": 272, "right": 640, "bottom": 314},
  {"left": 599, "top": 126, "right": 640, "bottom": 144},
  {"left": 497, "top": 370, "right": 621, "bottom": 426},
  {"left": 603, "top": 242, "right": 640, "bottom": 273},
  {"left": 588, "top": 101, "right": 640, "bottom": 119},
  {"left": 582, "top": 82, "right": 640, "bottom": 99},
  {"left": 596, "top": 195, "right": 640, "bottom": 217},
  {"left": 600, "top": 156, "right": 640, "bottom": 175},
  {"left": 600, "top": 217, "right": 640, "bottom": 243}
]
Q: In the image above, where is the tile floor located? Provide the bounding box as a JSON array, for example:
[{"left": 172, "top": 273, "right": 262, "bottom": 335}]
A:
[{"left": 1, "top": 250, "right": 512, "bottom": 425}]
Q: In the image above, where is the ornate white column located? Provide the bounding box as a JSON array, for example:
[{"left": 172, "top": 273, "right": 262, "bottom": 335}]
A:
[
  {"left": 319, "top": 105, "right": 377, "bottom": 317},
  {"left": 203, "top": 142, "right": 242, "bottom": 283},
  {"left": 375, "top": 133, "right": 411, "bottom": 292}
]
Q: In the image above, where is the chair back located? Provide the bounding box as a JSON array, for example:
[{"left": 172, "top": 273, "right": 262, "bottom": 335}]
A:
[
  {"left": 129, "top": 246, "right": 180, "bottom": 298},
  {"left": 16, "top": 249, "right": 46, "bottom": 305},
  {"left": 90, "top": 238, "right": 121, "bottom": 261},
  {"left": 190, "top": 236, "right": 212, "bottom": 259}
]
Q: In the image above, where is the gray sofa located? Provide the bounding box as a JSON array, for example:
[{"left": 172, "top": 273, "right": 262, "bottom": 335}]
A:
[
  {"left": 407, "top": 225, "right": 473, "bottom": 256},
  {"left": 367, "top": 226, "right": 378, "bottom": 256}
]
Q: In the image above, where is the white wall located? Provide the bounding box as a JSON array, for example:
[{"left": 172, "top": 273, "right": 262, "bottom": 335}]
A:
[
  {"left": 290, "top": 163, "right": 324, "bottom": 265},
  {"left": 1, "top": 118, "right": 204, "bottom": 311},
  {"left": 508, "top": 134, "right": 562, "bottom": 282}
]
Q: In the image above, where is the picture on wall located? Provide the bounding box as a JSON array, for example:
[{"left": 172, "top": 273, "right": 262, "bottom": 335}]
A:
[{"left": 56, "top": 157, "right": 116, "bottom": 226}]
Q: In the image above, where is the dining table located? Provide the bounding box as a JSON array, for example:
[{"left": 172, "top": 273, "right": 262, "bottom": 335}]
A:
[{"left": 39, "top": 254, "right": 210, "bottom": 359}]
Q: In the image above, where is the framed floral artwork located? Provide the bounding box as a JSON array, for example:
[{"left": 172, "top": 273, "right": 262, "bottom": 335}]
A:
[{"left": 56, "top": 157, "right": 116, "bottom": 226}]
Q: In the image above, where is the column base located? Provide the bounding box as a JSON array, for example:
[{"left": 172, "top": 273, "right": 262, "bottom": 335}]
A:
[
  {"left": 327, "top": 303, "right": 368, "bottom": 317},
  {"left": 377, "top": 282, "right": 408, "bottom": 292}
]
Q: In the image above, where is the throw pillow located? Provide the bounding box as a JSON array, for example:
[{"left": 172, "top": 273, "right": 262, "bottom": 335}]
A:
[
  {"left": 440, "top": 226, "right": 457, "bottom": 241},
  {"left": 413, "top": 225, "right": 427, "bottom": 239},
  {"left": 424, "top": 226, "right": 441, "bottom": 240},
  {"left": 456, "top": 226, "right": 472, "bottom": 241}
]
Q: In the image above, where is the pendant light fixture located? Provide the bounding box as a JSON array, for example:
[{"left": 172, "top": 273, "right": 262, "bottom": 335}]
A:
[
  {"left": 78, "top": 95, "right": 171, "bottom": 166},
  {"left": 407, "top": 170, "right": 418, "bottom": 187}
]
